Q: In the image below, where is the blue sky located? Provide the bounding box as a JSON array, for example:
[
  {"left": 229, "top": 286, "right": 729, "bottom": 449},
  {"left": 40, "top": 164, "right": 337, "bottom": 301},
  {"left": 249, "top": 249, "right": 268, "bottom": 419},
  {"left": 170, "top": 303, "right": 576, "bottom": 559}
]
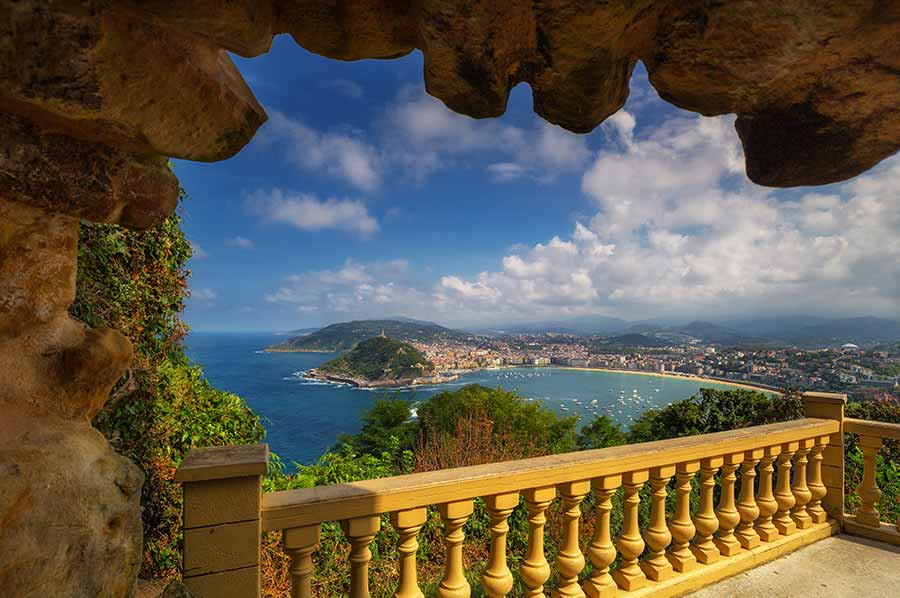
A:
[{"left": 178, "top": 36, "right": 900, "bottom": 332}]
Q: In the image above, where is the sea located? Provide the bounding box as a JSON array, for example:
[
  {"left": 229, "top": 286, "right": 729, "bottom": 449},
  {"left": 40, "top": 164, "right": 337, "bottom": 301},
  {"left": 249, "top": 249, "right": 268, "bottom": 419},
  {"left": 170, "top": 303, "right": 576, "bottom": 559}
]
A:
[{"left": 186, "top": 332, "right": 745, "bottom": 466}]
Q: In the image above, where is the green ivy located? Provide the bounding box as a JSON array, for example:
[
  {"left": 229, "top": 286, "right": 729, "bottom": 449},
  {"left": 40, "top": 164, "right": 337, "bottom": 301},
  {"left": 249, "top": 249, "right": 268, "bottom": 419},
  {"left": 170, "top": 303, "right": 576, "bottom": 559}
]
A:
[{"left": 72, "top": 190, "right": 265, "bottom": 579}]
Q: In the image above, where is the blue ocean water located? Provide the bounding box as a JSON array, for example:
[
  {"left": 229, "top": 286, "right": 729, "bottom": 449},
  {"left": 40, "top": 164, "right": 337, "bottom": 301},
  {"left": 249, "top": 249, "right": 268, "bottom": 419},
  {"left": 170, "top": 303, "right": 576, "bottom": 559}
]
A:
[{"left": 186, "top": 332, "right": 742, "bottom": 465}]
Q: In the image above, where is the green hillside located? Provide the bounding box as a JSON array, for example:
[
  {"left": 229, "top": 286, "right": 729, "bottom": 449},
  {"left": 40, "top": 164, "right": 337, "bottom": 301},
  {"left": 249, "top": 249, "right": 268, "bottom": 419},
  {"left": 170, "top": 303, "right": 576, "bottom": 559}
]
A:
[
  {"left": 267, "top": 319, "right": 469, "bottom": 352},
  {"left": 318, "top": 336, "right": 435, "bottom": 381}
]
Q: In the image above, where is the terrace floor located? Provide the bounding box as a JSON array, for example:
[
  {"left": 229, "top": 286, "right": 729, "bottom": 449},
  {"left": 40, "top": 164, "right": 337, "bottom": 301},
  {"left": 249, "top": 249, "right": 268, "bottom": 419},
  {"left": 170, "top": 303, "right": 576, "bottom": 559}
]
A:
[{"left": 688, "top": 534, "right": 900, "bottom": 598}]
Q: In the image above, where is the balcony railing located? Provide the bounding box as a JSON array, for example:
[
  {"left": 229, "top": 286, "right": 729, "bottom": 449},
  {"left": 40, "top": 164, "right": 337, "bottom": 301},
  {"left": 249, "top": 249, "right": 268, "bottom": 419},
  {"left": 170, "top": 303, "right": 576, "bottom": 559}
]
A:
[{"left": 174, "top": 392, "right": 900, "bottom": 597}]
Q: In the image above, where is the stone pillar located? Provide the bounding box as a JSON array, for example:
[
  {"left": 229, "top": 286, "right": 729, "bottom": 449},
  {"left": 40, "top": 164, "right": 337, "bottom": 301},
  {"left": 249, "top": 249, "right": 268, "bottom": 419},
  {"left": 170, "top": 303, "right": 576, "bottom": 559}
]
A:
[
  {"left": 801, "top": 392, "right": 847, "bottom": 521},
  {"left": 175, "top": 444, "right": 268, "bottom": 598}
]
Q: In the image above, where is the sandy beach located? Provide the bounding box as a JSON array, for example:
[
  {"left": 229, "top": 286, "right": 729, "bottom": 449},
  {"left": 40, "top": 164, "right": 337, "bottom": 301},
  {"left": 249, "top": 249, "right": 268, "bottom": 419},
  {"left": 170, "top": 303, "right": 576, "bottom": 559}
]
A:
[{"left": 561, "top": 366, "right": 781, "bottom": 394}]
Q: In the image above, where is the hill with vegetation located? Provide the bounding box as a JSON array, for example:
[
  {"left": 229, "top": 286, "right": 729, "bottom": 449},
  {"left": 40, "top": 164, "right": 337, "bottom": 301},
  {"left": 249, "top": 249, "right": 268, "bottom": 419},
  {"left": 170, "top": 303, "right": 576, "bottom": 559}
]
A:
[
  {"left": 315, "top": 336, "right": 435, "bottom": 384},
  {"left": 268, "top": 319, "right": 470, "bottom": 352}
]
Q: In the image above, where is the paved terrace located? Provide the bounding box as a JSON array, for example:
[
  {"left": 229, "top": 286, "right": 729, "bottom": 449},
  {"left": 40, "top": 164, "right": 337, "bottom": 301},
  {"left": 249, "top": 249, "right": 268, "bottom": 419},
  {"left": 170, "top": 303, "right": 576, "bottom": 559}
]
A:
[{"left": 689, "top": 535, "right": 900, "bottom": 598}]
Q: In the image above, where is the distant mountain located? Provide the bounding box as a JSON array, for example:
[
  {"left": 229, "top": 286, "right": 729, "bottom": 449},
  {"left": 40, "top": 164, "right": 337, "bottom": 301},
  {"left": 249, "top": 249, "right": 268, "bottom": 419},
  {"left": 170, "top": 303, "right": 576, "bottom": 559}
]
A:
[
  {"left": 316, "top": 336, "right": 435, "bottom": 383},
  {"left": 723, "top": 316, "right": 900, "bottom": 346},
  {"left": 597, "top": 333, "right": 671, "bottom": 349},
  {"left": 267, "top": 319, "right": 471, "bottom": 352},
  {"left": 478, "top": 315, "right": 631, "bottom": 335}
]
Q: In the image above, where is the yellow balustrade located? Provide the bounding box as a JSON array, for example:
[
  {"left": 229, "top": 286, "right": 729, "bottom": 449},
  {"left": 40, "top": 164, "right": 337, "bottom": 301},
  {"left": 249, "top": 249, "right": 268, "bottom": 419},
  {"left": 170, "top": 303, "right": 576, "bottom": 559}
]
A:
[
  {"left": 754, "top": 445, "right": 780, "bottom": 542},
  {"left": 520, "top": 486, "right": 555, "bottom": 598},
  {"left": 773, "top": 443, "right": 798, "bottom": 536},
  {"left": 668, "top": 461, "right": 700, "bottom": 572},
  {"left": 806, "top": 436, "right": 828, "bottom": 524},
  {"left": 344, "top": 516, "right": 381, "bottom": 598},
  {"left": 714, "top": 453, "right": 743, "bottom": 556},
  {"left": 691, "top": 456, "right": 723, "bottom": 564},
  {"left": 177, "top": 404, "right": 865, "bottom": 598},
  {"left": 790, "top": 440, "right": 814, "bottom": 529},
  {"left": 641, "top": 466, "right": 674, "bottom": 581},
  {"left": 438, "top": 500, "right": 474, "bottom": 598},
  {"left": 481, "top": 493, "right": 517, "bottom": 598},
  {"left": 553, "top": 481, "right": 590, "bottom": 598},
  {"left": 391, "top": 508, "right": 426, "bottom": 598},
  {"left": 283, "top": 525, "right": 320, "bottom": 598},
  {"left": 842, "top": 418, "right": 900, "bottom": 546},
  {"left": 613, "top": 470, "right": 649, "bottom": 591},
  {"left": 583, "top": 475, "right": 620, "bottom": 598},
  {"left": 735, "top": 450, "right": 762, "bottom": 549}
]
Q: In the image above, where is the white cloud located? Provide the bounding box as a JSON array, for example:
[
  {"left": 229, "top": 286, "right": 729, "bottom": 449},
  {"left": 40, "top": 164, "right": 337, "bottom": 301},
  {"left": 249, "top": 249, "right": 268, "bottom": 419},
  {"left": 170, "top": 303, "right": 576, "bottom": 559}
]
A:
[
  {"left": 189, "top": 241, "right": 208, "bottom": 259},
  {"left": 265, "top": 259, "right": 426, "bottom": 316},
  {"left": 383, "top": 87, "right": 589, "bottom": 184},
  {"left": 430, "top": 112, "right": 900, "bottom": 322},
  {"left": 248, "top": 189, "right": 379, "bottom": 235},
  {"left": 225, "top": 236, "right": 255, "bottom": 250},
  {"left": 323, "top": 78, "right": 364, "bottom": 100},
  {"left": 191, "top": 288, "right": 217, "bottom": 303},
  {"left": 262, "top": 111, "right": 381, "bottom": 191}
]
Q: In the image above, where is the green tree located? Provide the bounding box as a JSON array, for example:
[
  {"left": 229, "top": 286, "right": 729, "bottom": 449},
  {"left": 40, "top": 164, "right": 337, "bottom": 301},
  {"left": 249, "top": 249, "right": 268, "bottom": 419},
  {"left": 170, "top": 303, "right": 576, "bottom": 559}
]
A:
[
  {"left": 576, "top": 415, "right": 626, "bottom": 450},
  {"left": 338, "top": 397, "right": 418, "bottom": 458}
]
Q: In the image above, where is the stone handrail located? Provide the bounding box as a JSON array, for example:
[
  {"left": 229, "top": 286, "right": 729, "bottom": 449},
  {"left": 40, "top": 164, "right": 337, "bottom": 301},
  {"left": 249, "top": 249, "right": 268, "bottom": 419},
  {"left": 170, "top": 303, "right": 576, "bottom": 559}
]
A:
[
  {"left": 842, "top": 416, "right": 900, "bottom": 544},
  {"left": 176, "top": 392, "right": 872, "bottom": 597}
]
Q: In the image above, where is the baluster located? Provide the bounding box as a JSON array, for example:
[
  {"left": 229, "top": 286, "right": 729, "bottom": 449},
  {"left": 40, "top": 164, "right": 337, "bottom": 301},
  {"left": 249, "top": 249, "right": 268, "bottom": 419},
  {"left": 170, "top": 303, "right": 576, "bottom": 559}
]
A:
[
  {"left": 640, "top": 466, "right": 674, "bottom": 581},
  {"left": 790, "top": 439, "right": 814, "bottom": 529},
  {"left": 754, "top": 445, "right": 781, "bottom": 541},
  {"left": 438, "top": 500, "right": 474, "bottom": 598},
  {"left": 856, "top": 435, "right": 884, "bottom": 527},
  {"left": 807, "top": 435, "right": 829, "bottom": 524},
  {"left": 774, "top": 442, "right": 798, "bottom": 536},
  {"left": 284, "top": 524, "right": 321, "bottom": 598},
  {"left": 583, "top": 475, "right": 621, "bottom": 598},
  {"left": 482, "top": 493, "right": 518, "bottom": 598},
  {"left": 612, "top": 470, "right": 648, "bottom": 591},
  {"left": 735, "top": 449, "right": 762, "bottom": 549},
  {"left": 554, "top": 481, "right": 590, "bottom": 598},
  {"left": 668, "top": 460, "right": 700, "bottom": 572},
  {"left": 343, "top": 515, "right": 381, "bottom": 598},
  {"left": 714, "top": 453, "right": 742, "bottom": 557},
  {"left": 391, "top": 508, "right": 427, "bottom": 598},
  {"left": 691, "top": 456, "right": 722, "bottom": 564},
  {"left": 520, "top": 487, "right": 555, "bottom": 598}
]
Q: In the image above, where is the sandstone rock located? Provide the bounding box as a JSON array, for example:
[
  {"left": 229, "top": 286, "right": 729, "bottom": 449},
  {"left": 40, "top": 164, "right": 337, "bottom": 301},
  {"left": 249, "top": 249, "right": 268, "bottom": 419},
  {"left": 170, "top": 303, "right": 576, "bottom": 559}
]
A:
[
  {"left": 1, "top": 1, "right": 266, "bottom": 161},
  {"left": 0, "top": 114, "right": 178, "bottom": 228},
  {"left": 0, "top": 414, "right": 143, "bottom": 598}
]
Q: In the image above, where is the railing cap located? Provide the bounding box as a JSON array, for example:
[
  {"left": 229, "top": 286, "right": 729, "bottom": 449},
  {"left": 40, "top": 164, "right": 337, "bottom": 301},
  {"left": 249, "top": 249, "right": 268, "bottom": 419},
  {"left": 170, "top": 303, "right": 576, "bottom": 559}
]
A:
[
  {"left": 175, "top": 443, "right": 269, "bottom": 483},
  {"left": 801, "top": 391, "right": 847, "bottom": 405}
]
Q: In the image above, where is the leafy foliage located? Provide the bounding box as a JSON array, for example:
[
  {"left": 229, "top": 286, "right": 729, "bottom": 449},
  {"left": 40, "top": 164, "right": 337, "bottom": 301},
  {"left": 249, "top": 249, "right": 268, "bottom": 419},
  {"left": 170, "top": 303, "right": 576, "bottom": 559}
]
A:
[
  {"left": 576, "top": 415, "right": 627, "bottom": 450},
  {"left": 319, "top": 336, "right": 434, "bottom": 381},
  {"left": 73, "top": 194, "right": 264, "bottom": 579}
]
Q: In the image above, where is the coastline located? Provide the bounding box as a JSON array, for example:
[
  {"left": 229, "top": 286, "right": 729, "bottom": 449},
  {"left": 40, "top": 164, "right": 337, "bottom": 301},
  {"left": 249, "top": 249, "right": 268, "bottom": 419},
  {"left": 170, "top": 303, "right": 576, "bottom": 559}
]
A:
[{"left": 560, "top": 366, "right": 781, "bottom": 394}]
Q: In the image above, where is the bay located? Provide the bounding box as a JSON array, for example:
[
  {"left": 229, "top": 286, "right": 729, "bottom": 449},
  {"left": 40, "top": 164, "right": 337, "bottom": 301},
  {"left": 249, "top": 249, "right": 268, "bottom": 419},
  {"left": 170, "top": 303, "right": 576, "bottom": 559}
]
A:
[{"left": 186, "top": 332, "right": 747, "bottom": 465}]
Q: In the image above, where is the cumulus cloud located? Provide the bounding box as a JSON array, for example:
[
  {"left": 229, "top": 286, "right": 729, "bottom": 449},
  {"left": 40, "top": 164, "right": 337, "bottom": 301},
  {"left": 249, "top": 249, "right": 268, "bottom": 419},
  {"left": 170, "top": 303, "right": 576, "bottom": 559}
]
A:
[
  {"left": 262, "top": 111, "right": 381, "bottom": 191},
  {"left": 433, "top": 112, "right": 900, "bottom": 321},
  {"left": 265, "top": 259, "right": 428, "bottom": 316},
  {"left": 225, "top": 236, "right": 255, "bottom": 250},
  {"left": 248, "top": 189, "right": 379, "bottom": 235},
  {"left": 383, "top": 87, "right": 589, "bottom": 184}
]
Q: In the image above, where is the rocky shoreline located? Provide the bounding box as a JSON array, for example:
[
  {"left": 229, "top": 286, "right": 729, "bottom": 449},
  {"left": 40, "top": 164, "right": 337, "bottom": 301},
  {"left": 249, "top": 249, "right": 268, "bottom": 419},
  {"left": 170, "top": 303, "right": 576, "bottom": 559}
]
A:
[{"left": 304, "top": 368, "right": 459, "bottom": 388}]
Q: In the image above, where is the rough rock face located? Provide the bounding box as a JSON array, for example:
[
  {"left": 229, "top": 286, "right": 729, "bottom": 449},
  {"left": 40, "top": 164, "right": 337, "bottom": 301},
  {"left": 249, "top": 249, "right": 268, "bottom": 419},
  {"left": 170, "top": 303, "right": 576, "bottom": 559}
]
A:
[{"left": 1, "top": 1, "right": 899, "bottom": 596}]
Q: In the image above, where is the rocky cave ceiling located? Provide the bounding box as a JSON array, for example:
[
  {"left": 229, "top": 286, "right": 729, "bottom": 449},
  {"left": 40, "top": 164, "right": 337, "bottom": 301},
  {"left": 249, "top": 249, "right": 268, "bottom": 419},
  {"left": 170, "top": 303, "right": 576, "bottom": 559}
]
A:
[{"left": 2, "top": 0, "right": 899, "bottom": 230}]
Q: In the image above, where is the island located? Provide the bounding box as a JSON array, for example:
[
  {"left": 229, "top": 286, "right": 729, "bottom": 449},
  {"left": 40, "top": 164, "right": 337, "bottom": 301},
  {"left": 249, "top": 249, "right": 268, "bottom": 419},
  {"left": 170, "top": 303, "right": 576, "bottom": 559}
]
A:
[{"left": 305, "top": 335, "right": 459, "bottom": 388}]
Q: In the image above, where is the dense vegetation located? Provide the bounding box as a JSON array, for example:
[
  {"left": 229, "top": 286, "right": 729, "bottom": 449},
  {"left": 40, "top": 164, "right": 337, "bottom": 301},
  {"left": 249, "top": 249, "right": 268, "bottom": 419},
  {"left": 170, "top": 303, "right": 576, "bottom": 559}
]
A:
[
  {"left": 318, "top": 336, "right": 435, "bottom": 381},
  {"left": 263, "top": 384, "right": 899, "bottom": 597},
  {"left": 268, "top": 319, "right": 470, "bottom": 352},
  {"left": 72, "top": 192, "right": 265, "bottom": 579}
]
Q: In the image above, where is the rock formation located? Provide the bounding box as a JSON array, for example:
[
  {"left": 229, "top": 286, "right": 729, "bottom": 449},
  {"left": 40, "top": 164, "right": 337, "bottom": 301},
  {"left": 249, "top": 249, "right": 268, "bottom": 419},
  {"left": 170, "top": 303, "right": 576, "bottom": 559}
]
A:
[{"left": 0, "top": 0, "right": 898, "bottom": 595}]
